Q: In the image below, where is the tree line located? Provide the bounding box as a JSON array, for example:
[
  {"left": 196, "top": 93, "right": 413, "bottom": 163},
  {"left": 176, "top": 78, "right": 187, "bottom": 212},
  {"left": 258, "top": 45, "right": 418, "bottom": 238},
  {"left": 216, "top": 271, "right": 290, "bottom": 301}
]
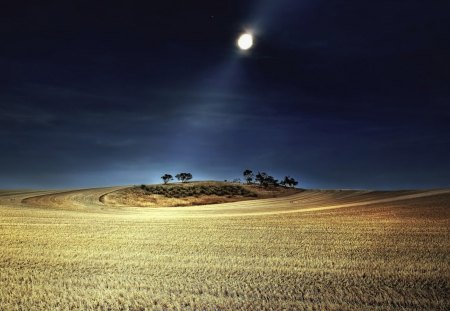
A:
[
  {"left": 159, "top": 170, "right": 298, "bottom": 188},
  {"left": 243, "top": 169, "right": 298, "bottom": 188}
]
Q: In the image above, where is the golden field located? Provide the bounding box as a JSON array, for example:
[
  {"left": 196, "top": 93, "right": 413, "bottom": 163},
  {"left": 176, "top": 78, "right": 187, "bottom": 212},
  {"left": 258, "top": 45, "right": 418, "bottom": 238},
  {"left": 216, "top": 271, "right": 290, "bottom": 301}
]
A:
[{"left": 0, "top": 186, "right": 449, "bottom": 310}]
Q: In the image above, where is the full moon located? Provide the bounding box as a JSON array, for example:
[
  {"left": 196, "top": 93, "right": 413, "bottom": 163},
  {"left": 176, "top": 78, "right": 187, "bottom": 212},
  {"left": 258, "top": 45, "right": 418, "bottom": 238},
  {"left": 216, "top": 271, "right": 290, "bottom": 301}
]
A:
[{"left": 237, "top": 33, "right": 253, "bottom": 50}]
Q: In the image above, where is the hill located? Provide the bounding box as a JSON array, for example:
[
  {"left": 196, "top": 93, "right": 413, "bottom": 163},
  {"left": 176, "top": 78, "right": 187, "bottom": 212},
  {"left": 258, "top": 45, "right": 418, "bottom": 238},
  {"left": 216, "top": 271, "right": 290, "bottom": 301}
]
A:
[{"left": 101, "top": 181, "right": 302, "bottom": 207}]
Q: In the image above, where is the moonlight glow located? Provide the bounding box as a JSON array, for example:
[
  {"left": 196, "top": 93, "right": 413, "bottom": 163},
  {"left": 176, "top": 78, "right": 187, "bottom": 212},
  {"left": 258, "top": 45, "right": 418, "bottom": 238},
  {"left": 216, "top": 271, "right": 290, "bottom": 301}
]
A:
[{"left": 237, "top": 33, "right": 253, "bottom": 50}]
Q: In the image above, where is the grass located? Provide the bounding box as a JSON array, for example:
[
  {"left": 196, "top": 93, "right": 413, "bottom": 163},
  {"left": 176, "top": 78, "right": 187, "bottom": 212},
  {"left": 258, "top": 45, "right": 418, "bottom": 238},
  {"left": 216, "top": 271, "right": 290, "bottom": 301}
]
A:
[
  {"left": 139, "top": 184, "right": 256, "bottom": 197},
  {"left": 0, "top": 187, "right": 449, "bottom": 310}
]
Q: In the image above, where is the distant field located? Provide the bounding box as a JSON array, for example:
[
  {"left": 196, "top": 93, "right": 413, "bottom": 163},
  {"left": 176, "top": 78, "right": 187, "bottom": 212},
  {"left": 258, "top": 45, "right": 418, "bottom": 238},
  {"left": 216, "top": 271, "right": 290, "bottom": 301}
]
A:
[{"left": 0, "top": 186, "right": 449, "bottom": 310}]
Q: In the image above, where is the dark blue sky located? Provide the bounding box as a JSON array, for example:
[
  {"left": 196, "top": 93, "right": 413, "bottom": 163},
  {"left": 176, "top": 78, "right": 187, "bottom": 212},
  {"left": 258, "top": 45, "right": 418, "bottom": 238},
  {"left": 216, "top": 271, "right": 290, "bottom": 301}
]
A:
[{"left": 1, "top": 0, "right": 449, "bottom": 189}]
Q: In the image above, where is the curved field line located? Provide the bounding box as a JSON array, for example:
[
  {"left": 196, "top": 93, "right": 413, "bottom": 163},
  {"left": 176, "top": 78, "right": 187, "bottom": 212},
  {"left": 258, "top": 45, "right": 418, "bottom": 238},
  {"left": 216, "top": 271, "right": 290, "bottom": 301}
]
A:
[
  {"left": 153, "top": 189, "right": 449, "bottom": 218},
  {"left": 234, "top": 188, "right": 450, "bottom": 217},
  {"left": 19, "top": 187, "right": 126, "bottom": 211},
  {"left": 3, "top": 187, "right": 450, "bottom": 218}
]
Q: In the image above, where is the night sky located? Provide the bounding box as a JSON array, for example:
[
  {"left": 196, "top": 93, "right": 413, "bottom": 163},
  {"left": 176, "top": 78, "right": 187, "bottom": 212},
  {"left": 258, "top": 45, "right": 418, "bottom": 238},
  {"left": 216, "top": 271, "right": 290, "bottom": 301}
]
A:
[{"left": 1, "top": 1, "right": 449, "bottom": 189}]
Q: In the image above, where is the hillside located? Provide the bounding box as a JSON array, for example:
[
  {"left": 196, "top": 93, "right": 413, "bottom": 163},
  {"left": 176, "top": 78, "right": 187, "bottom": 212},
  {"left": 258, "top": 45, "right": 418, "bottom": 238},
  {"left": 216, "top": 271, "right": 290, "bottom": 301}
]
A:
[{"left": 101, "top": 181, "right": 302, "bottom": 207}]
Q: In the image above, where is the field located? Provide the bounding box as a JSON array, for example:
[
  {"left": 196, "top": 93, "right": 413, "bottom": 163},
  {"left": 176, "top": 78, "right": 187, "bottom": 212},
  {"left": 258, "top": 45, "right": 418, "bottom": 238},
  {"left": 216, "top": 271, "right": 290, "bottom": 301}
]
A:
[{"left": 0, "top": 186, "right": 449, "bottom": 310}]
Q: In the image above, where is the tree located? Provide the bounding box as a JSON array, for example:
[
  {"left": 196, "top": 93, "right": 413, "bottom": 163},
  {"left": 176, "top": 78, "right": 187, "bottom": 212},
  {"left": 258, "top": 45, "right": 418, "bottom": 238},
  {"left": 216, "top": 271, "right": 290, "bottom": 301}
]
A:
[
  {"left": 265, "top": 175, "right": 279, "bottom": 188},
  {"left": 161, "top": 174, "right": 173, "bottom": 184},
  {"left": 255, "top": 171, "right": 278, "bottom": 188},
  {"left": 184, "top": 173, "right": 193, "bottom": 182},
  {"left": 175, "top": 172, "right": 193, "bottom": 183},
  {"left": 281, "top": 176, "right": 298, "bottom": 188},
  {"left": 255, "top": 172, "right": 267, "bottom": 186},
  {"left": 288, "top": 177, "right": 298, "bottom": 188},
  {"left": 243, "top": 169, "right": 253, "bottom": 184}
]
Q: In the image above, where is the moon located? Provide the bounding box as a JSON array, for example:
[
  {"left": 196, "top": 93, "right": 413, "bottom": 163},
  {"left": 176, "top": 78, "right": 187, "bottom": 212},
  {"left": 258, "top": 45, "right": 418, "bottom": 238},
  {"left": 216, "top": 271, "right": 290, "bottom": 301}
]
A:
[{"left": 237, "top": 33, "right": 253, "bottom": 50}]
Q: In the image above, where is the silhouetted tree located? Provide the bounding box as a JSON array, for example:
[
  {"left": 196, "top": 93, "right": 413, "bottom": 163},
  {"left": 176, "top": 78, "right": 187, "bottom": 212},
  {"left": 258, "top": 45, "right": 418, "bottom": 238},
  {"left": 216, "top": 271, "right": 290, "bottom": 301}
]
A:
[
  {"left": 175, "top": 172, "right": 193, "bottom": 183},
  {"left": 288, "top": 177, "right": 298, "bottom": 188},
  {"left": 175, "top": 174, "right": 181, "bottom": 182},
  {"left": 243, "top": 169, "right": 254, "bottom": 184},
  {"left": 161, "top": 174, "right": 173, "bottom": 184},
  {"left": 184, "top": 173, "right": 193, "bottom": 182},
  {"left": 255, "top": 172, "right": 278, "bottom": 188},
  {"left": 281, "top": 176, "right": 298, "bottom": 188},
  {"left": 255, "top": 172, "right": 266, "bottom": 186},
  {"left": 266, "top": 175, "right": 279, "bottom": 187}
]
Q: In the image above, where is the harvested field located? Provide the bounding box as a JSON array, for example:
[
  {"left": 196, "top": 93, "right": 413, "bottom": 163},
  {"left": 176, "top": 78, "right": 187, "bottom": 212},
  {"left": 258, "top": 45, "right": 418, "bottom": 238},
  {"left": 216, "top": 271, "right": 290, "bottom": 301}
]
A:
[{"left": 0, "top": 187, "right": 449, "bottom": 310}]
